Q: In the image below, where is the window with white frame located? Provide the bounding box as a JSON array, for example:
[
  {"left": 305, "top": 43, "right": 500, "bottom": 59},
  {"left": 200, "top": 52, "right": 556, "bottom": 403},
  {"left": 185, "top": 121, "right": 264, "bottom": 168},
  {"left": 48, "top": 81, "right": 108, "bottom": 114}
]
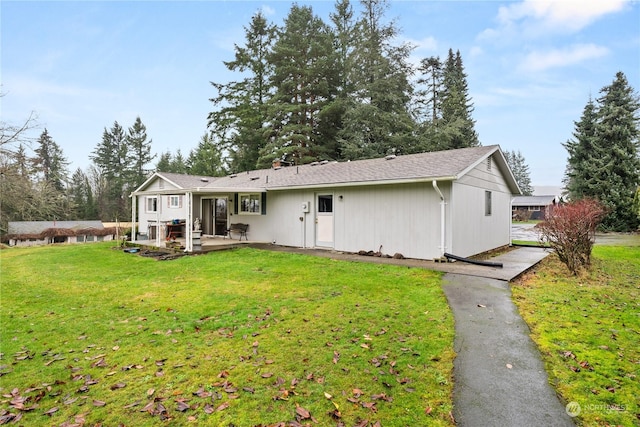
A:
[
  {"left": 169, "top": 195, "right": 182, "bottom": 208},
  {"left": 239, "top": 193, "right": 261, "bottom": 214},
  {"left": 146, "top": 196, "right": 158, "bottom": 212}
]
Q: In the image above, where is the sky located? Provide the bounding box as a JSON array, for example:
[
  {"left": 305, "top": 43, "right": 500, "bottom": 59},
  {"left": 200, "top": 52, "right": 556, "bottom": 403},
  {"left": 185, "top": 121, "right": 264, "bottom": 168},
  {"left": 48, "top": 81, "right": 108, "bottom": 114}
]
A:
[{"left": 2, "top": 0, "right": 639, "bottom": 188}]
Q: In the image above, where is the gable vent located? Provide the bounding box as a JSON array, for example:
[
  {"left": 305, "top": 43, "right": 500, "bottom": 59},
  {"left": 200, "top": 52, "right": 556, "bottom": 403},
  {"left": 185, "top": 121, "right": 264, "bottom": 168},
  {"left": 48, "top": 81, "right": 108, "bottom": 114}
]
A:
[
  {"left": 320, "top": 160, "right": 329, "bottom": 165},
  {"left": 310, "top": 161, "right": 320, "bottom": 166}
]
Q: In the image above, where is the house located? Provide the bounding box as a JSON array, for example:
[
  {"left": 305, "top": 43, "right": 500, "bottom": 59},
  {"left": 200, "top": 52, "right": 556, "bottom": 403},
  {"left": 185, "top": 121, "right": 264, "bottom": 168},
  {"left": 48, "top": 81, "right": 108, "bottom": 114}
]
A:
[
  {"left": 131, "top": 145, "right": 521, "bottom": 260},
  {"left": 6, "top": 221, "right": 121, "bottom": 247},
  {"left": 512, "top": 195, "right": 559, "bottom": 221}
]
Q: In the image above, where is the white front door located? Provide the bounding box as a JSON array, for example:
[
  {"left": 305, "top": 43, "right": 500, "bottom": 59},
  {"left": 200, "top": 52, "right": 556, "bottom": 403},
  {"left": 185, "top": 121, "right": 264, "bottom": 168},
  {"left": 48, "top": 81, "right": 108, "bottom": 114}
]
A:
[{"left": 315, "top": 194, "right": 334, "bottom": 247}]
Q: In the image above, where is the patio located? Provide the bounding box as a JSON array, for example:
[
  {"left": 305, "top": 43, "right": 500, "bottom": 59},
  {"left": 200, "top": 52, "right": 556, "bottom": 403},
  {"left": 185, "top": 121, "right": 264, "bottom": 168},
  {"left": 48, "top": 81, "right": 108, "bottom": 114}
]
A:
[{"left": 131, "top": 234, "right": 263, "bottom": 253}]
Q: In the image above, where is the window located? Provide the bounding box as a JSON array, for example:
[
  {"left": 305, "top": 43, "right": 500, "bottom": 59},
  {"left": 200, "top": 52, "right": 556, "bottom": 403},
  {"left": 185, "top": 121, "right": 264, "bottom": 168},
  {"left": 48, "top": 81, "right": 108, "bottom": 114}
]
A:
[
  {"left": 485, "top": 191, "right": 492, "bottom": 216},
  {"left": 240, "top": 193, "right": 261, "bottom": 214},
  {"left": 146, "top": 196, "right": 158, "bottom": 212},
  {"left": 318, "top": 195, "right": 333, "bottom": 213},
  {"left": 169, "top": 195, "right": 182, "bottom": 208}
]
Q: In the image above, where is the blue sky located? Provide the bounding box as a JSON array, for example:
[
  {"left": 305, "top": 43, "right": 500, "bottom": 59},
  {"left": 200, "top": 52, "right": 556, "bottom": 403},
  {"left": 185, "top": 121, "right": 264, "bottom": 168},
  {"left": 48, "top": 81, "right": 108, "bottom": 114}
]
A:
[{"left": 2, "top": 0, "right": 639, "bottom": 187}]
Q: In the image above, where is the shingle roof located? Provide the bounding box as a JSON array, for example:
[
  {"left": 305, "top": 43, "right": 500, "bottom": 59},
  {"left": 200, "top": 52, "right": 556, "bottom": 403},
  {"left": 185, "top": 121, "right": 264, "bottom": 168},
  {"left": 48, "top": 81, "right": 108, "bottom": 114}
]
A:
[
  {"left": 512, "top": 195, "right": 557, "bottom": 206},
  {"left": 202, "top": 145, "right": 497, "bottom": 190},
  {"left": 8, "top": 220, "right": 105, "bottom": 235},
  {"left": 156, "top": 172, "right": 217, "bottom": 189},
  {"left": 136, "top": 145, "right": 519, "bottom": 194}
]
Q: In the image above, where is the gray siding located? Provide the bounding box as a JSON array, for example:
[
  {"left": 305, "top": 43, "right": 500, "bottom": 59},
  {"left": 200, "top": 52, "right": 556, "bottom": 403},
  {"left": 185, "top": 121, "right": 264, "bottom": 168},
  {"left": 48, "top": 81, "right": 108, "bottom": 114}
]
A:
[
  {"left": 451, "top": 155, "right": 512, "bottom": 257},
  {"left": 263, "top": 182, "right": 446, "bottom": 259}
]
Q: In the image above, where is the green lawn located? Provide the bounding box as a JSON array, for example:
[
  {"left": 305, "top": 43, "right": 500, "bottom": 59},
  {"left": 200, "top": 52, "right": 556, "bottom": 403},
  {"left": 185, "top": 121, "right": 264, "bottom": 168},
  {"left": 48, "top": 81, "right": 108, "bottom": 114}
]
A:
[
  {"left": 0, "top": 243, "right": 454, "bottom": 426},
  {"left": 512, "top": 245, "right": 640, "bottom": 426}
]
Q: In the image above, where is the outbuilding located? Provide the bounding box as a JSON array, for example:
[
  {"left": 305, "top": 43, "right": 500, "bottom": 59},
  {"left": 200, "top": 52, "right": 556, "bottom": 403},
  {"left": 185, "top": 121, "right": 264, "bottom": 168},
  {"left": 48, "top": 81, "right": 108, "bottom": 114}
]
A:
[
  {"left": 131, "top": 145, "right": 520, "bottom": 260},
  {"left": 6, "top": 221, "right": 120, "bottom": 247}
]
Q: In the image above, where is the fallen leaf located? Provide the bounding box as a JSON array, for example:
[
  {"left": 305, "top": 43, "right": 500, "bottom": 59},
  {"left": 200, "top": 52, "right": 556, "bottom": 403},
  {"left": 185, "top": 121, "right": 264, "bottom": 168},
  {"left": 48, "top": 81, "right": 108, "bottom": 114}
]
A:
[
  {"left": 477, "top": 304, "right": 486, "bottom": 308},
  {"left": 324, "top": 392, "right": 332, "bottom": 399},
  {"left": 425, "top": 406, "right": 433, "bottom": 415},
  {"left": 215, "top": 402, "right": 229, "bottom": 412},
  {"left": 295, "top": 404, "right": 311, "bottom": 419},
  {"left": 176, "top": 401, "right": 190, "bottom": 412},
  {"left": 110, "top": 383, "right": 126, "bottom": 390},
  {"left": 147, "top": 388, "right": 155, "bottom": 397},
  {"left": 506, "top": 364, "right": 513, "bottom": 369},
  {"left": 43, "top": 407, "right": 59, "bottom": 416},
  {"left": 261, "top": 372, "right": 273, "bottom": 378},
  {"left": 92, "top": 400, "right": 106, "bottom": 407}
]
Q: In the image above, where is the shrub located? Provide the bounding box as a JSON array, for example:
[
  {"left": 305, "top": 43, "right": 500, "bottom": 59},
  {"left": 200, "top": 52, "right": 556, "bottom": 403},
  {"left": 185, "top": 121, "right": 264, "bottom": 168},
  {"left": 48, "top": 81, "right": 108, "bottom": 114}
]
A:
[{"left": 537, "top": 199, "right": 606, "bottom": 275}]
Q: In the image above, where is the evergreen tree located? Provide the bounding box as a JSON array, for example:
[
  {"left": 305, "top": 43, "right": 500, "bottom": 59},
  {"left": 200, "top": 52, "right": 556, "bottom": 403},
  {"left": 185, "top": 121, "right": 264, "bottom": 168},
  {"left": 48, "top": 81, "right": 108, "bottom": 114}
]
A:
[
  {"left": 504, "top": 150, "right": 533, "bottom": 195},
  {"left": 170, "top": 149, "right": 188, "bottom": 174},
  {"left": 155, "top": 151, "right": 173, "bottom": 172},
  {"left": 338, "top": 0, "right": 415, "bottom": 159},
  {"left": 564, "top": 72, "right": 640, "bottom": 231},
  {"left": 69, "top": 168, "right": 98, "bottom": 219},
  {"left": 188, "top": 133, "right": 227, "bottom": 176},
  {"left": 127, "top": 116, "right": 155, "bottom": 188},
  {"left": 33, "top": 129, "right": 69, "bottom": 192},
  {"left": 563, "top": 97, "right": 599, "bottom": 199},
  {"left": 208, "top": 11, "right": 277, "bottom": 172},
  {"left": 90, "top": 121, "right": 130, "bottom": 220},
  {"left": 258, "top": 4, "right": 339, "bottom": 167},
  {"left": 440, "top": 49, "right": 479, "bottom": 149},
  {"left": 593, "top": 72, "right": 640, "bottom": 230},
  {"left": 414, "top": 56, "right": 443, "bottom": 151}
]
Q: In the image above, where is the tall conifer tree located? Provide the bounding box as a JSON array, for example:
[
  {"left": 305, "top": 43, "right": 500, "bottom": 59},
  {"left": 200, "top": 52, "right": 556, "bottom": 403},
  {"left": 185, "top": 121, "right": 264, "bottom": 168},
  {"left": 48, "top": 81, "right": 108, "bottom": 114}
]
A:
[
  {"left": 208, "top": 12, "right": 277, "bottom": 172},
  {"left": 564, "top": 72, "right": 640, "bottom": 231}
]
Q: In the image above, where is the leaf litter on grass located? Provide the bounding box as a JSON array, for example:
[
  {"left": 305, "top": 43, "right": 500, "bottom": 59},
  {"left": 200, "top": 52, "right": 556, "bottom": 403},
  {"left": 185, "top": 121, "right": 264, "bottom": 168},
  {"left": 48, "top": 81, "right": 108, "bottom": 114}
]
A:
[{"left": 0, "top": 245, "right": 454, "bottom": 426}]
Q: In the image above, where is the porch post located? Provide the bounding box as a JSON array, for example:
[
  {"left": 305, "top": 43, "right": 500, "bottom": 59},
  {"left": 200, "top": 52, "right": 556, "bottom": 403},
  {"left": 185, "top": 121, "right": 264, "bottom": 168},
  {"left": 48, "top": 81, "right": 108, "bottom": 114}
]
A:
[
  {"left": 131, "top": 193, "right": 137, "bottom": 241},
  {"left": 156, "top": 193, "right": 161, "bottom": 248},
  {"left": 185, "top": 191, "right": 193, "bottom": 252}
]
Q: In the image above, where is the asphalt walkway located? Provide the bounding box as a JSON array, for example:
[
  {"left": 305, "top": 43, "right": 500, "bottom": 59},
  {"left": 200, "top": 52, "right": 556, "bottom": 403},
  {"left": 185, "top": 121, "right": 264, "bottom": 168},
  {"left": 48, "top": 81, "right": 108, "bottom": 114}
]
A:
[
  {"left": 250, "top": 244, "right": 575, "bottom": 425},
  {"left": 442, "top": 267, "right": 575, "bottom": 426}
]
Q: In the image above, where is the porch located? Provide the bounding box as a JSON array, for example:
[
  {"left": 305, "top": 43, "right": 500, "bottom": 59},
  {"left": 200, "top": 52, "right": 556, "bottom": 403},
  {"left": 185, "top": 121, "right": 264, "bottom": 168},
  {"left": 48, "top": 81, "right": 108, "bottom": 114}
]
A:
[{"left": 130, "top": 234, "right": 264, "bottom": 253}]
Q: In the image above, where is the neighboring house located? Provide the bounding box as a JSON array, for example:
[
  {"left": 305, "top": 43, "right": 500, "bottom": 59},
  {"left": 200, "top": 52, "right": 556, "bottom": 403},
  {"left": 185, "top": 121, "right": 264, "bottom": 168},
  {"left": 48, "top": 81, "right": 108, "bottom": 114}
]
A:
[
  {"left": 512, "top": 195, "right": 559, "bottom": 221},
  {"left": 131, "top": 145, "right": 521, "bottom": 260},
  {"left": 7, "top": 221, "right": 119, "bottom": 247}
]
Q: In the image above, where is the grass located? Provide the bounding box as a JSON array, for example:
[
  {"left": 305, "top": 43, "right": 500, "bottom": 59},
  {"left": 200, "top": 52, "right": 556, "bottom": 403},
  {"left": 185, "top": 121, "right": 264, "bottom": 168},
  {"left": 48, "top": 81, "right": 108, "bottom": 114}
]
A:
[
  {"left": 512, "top": 245, "right": 640, "bottom": 426},
  {"left": 0, "top": 243, "right": 454, "bottom": 426}
]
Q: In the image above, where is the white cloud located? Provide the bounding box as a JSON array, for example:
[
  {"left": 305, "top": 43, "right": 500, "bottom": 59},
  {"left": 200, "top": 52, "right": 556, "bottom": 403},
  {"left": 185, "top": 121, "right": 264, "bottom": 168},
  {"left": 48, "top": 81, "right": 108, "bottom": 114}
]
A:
[
  {"left": 483, "top": 0, "right": 630, "bottom": 39},
  {"left": 260, "top": 5, "right": 275, "bottom": 17},
  {"left": 519, "top": 43, "right": 609, "bottom": 72},
  {"left": 408, "top": 36, "right": 438, "bottom": 53}
]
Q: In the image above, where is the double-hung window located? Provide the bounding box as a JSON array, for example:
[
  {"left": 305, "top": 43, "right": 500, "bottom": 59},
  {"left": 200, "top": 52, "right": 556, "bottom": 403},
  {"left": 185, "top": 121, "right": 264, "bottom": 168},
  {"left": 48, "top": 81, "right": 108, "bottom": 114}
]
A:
[
  {"left": 146, "top": 196, "right": 158, "bottom": 213},
  {"left": 169, "top": 195, "right": 182, "bottom": 209}
]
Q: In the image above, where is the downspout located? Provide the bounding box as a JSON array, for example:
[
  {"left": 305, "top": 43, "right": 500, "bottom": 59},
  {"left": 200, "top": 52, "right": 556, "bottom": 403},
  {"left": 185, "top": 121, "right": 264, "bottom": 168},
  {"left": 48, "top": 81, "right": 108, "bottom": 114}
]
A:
[{"left": 432, "top": 180, "right": 446, "bottom": 257}]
